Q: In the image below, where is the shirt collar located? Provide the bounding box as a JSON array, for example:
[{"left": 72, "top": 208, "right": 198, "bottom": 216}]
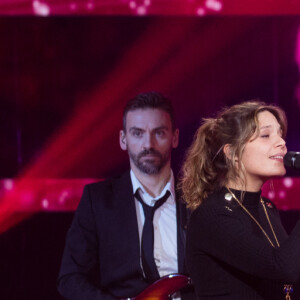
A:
[{"left": 130, "top": 169, "right": 176, "bottom": 205}]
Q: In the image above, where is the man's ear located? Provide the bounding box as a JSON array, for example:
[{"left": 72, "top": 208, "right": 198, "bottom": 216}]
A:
[
  {"left": 172, "top": 128, "right": 179, "bottom": 149},
  {"left": 119, "top": 130, "right": 127, "bottom": 151}
]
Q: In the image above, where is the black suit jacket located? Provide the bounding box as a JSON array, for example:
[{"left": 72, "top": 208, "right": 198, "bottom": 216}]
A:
[{"left": 58, "top": 171, "right": 193, "bottom": 300}]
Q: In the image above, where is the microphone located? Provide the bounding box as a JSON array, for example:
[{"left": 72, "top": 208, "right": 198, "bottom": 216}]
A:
[{"left": 284, "top": 152, "right": 300, "bottom": 169}]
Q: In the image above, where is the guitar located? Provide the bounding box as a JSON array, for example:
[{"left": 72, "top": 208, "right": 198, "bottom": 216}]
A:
[{"left": 130, "top": 273, "right": 190, "bottom": 300}]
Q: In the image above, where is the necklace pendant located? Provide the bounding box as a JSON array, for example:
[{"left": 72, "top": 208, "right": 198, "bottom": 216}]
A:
[
  {"left": 224, "top": 193, "right": 232, "bottom": 201},
  {"left": 284, "top": 284, "right": 293, "bottom": 300},
  {"left": 266, "top": 202, "right": 273, "bottom": 208},
  {"left": 225, "top": 206, "right": 233, "bottom": 212}
]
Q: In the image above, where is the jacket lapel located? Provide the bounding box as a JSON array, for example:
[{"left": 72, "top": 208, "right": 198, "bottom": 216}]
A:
[
  {"left": 176, "top": 190, "right": 189, "bottom": 274},
  {"left": 112, "top": 171, "right": 142, "bottom": 273}
]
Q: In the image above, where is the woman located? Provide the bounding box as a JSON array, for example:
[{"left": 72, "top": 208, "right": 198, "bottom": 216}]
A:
[{"left": 181, "top": 101, "right": 300, "bottom": 299}]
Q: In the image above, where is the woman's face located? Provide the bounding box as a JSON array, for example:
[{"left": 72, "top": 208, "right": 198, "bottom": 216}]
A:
[{"left": 240, "top": 110, "right": 287, "bottom": 191}]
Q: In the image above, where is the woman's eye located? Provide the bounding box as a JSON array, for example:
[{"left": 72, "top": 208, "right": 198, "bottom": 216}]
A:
[{"left": 261, "top": 134, "right": 269, "bottom": 138}]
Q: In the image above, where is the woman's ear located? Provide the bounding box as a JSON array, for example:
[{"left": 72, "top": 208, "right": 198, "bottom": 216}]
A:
[
  {"left": 224, "top": 144, "right": 239, "bottom": 162},
  {"left": 223, "top": 144, "right": 232, "bottom": 160}
]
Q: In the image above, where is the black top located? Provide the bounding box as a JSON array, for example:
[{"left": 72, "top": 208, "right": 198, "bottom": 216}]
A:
[{"left": 186, "top": 187, "right": 300, "bottom": 299}]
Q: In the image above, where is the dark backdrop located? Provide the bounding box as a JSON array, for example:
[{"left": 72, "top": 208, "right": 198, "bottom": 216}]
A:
[{"left": 0, "top": 16, "right": 299, "bottom": 299}]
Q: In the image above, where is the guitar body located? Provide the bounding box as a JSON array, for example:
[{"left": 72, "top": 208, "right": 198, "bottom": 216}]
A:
[{"left": 133, "top": 274, "right": 190, "bottom": 300}]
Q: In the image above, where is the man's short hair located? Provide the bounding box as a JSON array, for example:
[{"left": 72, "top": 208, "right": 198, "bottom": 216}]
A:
[{"left": 123, "top": 91, "right": 175, "bottom": 132}]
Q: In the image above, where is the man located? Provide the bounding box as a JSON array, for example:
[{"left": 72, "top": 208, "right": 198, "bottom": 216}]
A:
[{"left": 57, "top": 91, "right": 194, "bottom": 300}]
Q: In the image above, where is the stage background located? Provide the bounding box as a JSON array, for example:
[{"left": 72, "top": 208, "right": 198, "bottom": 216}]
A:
[{"left": 0, "top": 15, "right": 300, "bottom": 299}]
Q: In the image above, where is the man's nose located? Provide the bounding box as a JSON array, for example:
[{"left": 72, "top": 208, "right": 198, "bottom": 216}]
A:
[{"left": 143, "top": 133, "right": 155, "bottom": 149}]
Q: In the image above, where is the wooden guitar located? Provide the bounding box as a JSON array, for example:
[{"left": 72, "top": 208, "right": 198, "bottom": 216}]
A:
[{"left": 129, "top": 274, "right": 190, "bottom": 300}]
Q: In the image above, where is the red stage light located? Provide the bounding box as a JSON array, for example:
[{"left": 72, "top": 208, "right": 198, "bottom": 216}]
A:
[
  {"left": 0, "top": 0, "right": 299, "bottom": 15},
  {"left": 0, "top": 176, "right": 298, "bottom": 218}
]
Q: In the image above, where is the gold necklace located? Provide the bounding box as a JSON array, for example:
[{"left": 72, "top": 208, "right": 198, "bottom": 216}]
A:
[
  {"left": 226, "top": 187, "right": 279, "bottom": 247},
  {"left": 226, "top": 187, "right": 293, "bottom": 300}
]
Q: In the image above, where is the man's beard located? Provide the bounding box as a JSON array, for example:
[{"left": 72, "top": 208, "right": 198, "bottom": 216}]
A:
[{"left": 128, "top": 148, "right": 170, "bottom": 175}]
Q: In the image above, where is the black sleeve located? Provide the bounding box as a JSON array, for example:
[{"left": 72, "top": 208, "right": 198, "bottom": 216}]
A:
[
  {"left": 57, "top": 185, "right": 116, "bottom": 300},
  {"left": 187, "top": 206, "right": 300, "bottom": 283}
]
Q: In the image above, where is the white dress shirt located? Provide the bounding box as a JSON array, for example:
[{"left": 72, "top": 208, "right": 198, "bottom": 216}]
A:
[{"left": 130, "top": 170, "right": 178, "bottom": 277}]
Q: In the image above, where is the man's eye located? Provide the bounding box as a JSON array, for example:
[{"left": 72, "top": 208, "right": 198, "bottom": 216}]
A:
[
  {"left": 133, "top": 131, "right": 142, "bottom": 137},
  {"left": 156, "top": 130, "right": 165, "bottom": 136}
]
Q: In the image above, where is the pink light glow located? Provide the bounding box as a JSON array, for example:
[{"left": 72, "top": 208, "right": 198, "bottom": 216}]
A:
[
  {"left": 3, "top": 179, "right": 14, "bottom": 191},
  {"left": 136, "top": 5, "right": 146, "bottom": 15},
  {"left": 129, "top": 1, "right": 137, "bottom": 9},
  {"left": 41, "top": 198, "right": 49, "bottom": 209},
  {"left": 0, "top": 0, "right": 298, "bottom": 15},
  {"left": 86, "top": 2, "right": 94, "bottom": 10},
  {"left": 295, "top": 26, "right": 300, "bottom": 109},
  {"left": 283, "top": 177, "right": 294, "bottom": 188},
  {"left": 262, "top": 178, "right": 300, "bottom": 211},
  {"left": 267, "top": 191, "right": 275, "bottom": 200},
  {"left": 205, "top": 0, "right": 222, "bottom": 12},
  {"left": 0, "top": 177, "right": 299, "bottom": 215},
  {"left": 32, "top": 0, "right": 50, "bottom": 16},
  {"left": 196, "top": 7, "right": 206, "bottom": 15},
  {"left": 0, "top": 178, "right": 98, "bottom": 210},
  {"left": 70, "top": 3, "right": 77, "bottom": 11}
]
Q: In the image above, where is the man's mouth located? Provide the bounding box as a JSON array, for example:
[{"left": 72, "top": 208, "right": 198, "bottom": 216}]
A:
[
  {"left": 140, "top": 151, "right": 160, "bottom": 158},
  {"left": 142, "top": 154, "right": 159, "bottom": 158}
]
